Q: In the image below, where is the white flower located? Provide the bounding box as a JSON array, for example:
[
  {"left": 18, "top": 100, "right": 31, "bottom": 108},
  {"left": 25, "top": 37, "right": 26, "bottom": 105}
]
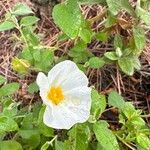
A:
[{"left": 36, "top": 60, "right": 91, "bottom": 129}]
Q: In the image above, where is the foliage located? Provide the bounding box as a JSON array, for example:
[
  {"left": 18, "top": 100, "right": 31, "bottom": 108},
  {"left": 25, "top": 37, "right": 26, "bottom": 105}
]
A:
[{"left": 0, "top": 1, "right": 150, "bottom": 150}]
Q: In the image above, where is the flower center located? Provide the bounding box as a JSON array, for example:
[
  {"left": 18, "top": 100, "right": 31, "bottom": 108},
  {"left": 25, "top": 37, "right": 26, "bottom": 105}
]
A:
[{"left": 47, "top": 86, "right": 64, "bottom": 105}]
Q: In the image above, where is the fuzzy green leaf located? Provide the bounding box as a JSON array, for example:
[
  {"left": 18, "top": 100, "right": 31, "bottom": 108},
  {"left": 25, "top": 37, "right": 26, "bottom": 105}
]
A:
[
  {"left": 91, "top": 89, "right": 106, "bottom": 118},
  {"left": 136, "top": 134, "right": 150, "bottom": 150},
  {"left": 106, "top": 0, "right": 136, "bottom": 16},
  {"left": 104, "top": 52, "right": 119, "bottom": 60},
  {"left": 20, "top": 16, "right": 39, "bottom": 27},
  {"left": 118, "top": 57, "right": 134, "bottom": 75},
  {"left": 133, "top": 27, "right": 146, "bottom": 53},
  {"left": 52, "top": 0, "right": 82, "bottom": 38},
  {"left": 0, "top": 140, "right": 23, "bottom": 150},
  {"left": 136, "top": 6, "right": 150, "bottom": 26},
  {"left": 89, "top": 57, "right": 105, "bottom": 69},
  {"left": 0, "top": 82, "right": 20, "bottom": 97},
  {"left": 108, "top": 91, "right": 126, "bottom": 110},
  {"left": 12, "top": 3, "right": 33, "bottom": 16},
  {"left": 93, "top": 121, "right": 120, "bottom": 150},
  {"left": 0, "top": 21, "right": 15, "bottom": 32}
]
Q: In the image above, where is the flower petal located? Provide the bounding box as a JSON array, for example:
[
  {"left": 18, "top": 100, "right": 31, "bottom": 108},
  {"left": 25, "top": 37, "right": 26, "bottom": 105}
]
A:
[
  {"left": 43, "top": 87, "right": 91, "bottom": 129},
  {"left": 48, "top": 60, "right": 88, "bottom": 87},
  {"left": 36, "top": 72, "right": 49, "bottom": 90},
  {"left": 61, "top": 70, "right": 88, "bottom": 91}
]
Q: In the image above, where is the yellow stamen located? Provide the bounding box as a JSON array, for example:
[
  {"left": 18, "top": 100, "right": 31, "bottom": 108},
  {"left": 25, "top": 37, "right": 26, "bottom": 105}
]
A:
[{"left": 47, "top": 86, "right": 64, "bottom": 105}]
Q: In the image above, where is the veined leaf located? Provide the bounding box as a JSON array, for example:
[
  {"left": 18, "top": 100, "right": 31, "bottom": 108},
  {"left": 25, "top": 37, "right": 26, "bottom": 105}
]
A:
[
  {"left": 0, "top": 82, "right": 20, "bottom": 97},
  {"left": 20, "top": 16, "right": 39, "bottom": 27},
  {"left": 118, "top": 57, "right": 134, "bottom": 75},
  {"left": 106, "top": 0, "right": 136, "bottom": 16},
  {"left": 89, "top": 57, "right": 105, "bottom": 69},
  {"left": 12, "top": 3, "right": 33, "bottom": 16},
  {"left": 133, "top": 26, "right": 146, "bottom": 53},
  {"left": 0, "top": 140, "right": 23, "bottom": 150},
  {"left": 104, "top": 52, "right": 119, "bottom": 60},
  {"left": 0, "top": 21, "right": 15, "bottom": 32},
  {"left": 108, "top": 91, "right": 126, "bottom": 110},
  {"left": 136, "top": 6, "right": 150, "bottom": 26},
  {"left": 52, "top": 0, "right": 82, "bottom": 39},
  {"left": 93, "top": 121, "right": 120, "bottom": 150}
]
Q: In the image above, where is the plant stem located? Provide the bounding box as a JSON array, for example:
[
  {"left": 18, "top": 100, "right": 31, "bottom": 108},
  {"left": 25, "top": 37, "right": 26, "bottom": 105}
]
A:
[
  {"left": 116, "top": 134, "right": 136, "bottom": 150},
  {"left": 88, "top": 7, "right": 107, "bottom": 25},
  {"left": 141, "top": 114, "right": 150, "bottom": 118}
]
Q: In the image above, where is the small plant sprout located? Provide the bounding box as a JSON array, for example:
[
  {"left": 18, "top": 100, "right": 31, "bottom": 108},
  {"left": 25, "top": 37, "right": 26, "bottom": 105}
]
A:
[{"left": 36, "top": 60, "right": 91, "bottom": 129}]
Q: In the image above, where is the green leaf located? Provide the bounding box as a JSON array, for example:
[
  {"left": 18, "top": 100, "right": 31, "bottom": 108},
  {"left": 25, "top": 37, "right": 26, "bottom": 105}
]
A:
[
  {"left": 88, "top": 57, "right": 105, "bottom": 69},
  {"left": 0, "top": 140, "right": 23, "bottom": 150},
  {"left": 118, "top": 57, "right": 134, "bottom": 75},
  {"left": 0, "top": 82, "right": 20, "bottom": 97},
  {"left": 105, "top": 12, "right": 116, "bottom": 28},
  {"left": 0, "top": 75, "right": 6, "bottom": 85},
  {"left": 12, "top": 3, "right": 33, "bottom": 16},
  {"left": 12, "top": 57, "right": 30, "bottom": 74},
  {"left": 0, "top": 116, "right": 18, "bottom": 132},
  {"left": 136, "top": 6, "right": 150, "bottom": 26},
  {"left": 91, "top": 89, "right": 106, "bottom": 119},
  {"left": 0, "top": 21, "right": 15, "bottom": 31},
  {"left": 52, "top": 0, "right": 82, "bottom": 38},
  {"left": 104, "top": 52, "right": 119, "bottom": 60},
  {"left": 93, "top": 121, "right": 120, "bottom": 150},
  {"left": 68, "top": 124, "right": 90, "bottom": 150},
  {"left": 133, "top": 27, "right": 146, "bottom": 53},
  {"left": 95, "top": 32, "right": 108, "bottom": 42},
  {"left": 55, "top": 141, "right": 65, "bottom": 150},
  {"left": 27, "top": 82, "right": 39, "bottom": 94},
  {"left": 108, "top": 91, "right": 126, "bottom": 110},
  {"left": 136, "top": 134, "right": 150, "bottom": 150},
  {"left": 18, "top": 129, "right": 40, "bottom": 148},
  {"left": 114, "top": 34, "right": 123, "bottom": 49},
  {"left": 106, "top": 0, "right": 136, "bottom": 16},
  {"left": 41, "top": 141, "right": 51, "bottom": 150},
  {"left": 35, "top": 49, "right": 54, "bottom": 72},
  {"left": 20, "top": 16, "right": 39, "bottom": 27},
  {"left": 78, "top": 0, "right": 107, "bottom": 5},
  {"left": 79, "top": 28, "right": 92, "bottom": 43},
  {"left": 133, "top": 56, "right": 141, "bottom": 70}
]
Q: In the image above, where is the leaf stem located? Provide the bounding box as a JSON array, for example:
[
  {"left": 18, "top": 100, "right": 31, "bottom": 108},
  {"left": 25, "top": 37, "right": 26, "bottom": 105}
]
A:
[{"left": 116, "top": 134, "right": 136, "bottom": 150}]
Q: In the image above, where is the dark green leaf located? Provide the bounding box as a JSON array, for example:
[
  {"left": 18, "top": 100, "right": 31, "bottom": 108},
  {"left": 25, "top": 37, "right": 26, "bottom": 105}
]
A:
[{"left": 0, "top": 21, "right": 15, "bottom": 31}]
